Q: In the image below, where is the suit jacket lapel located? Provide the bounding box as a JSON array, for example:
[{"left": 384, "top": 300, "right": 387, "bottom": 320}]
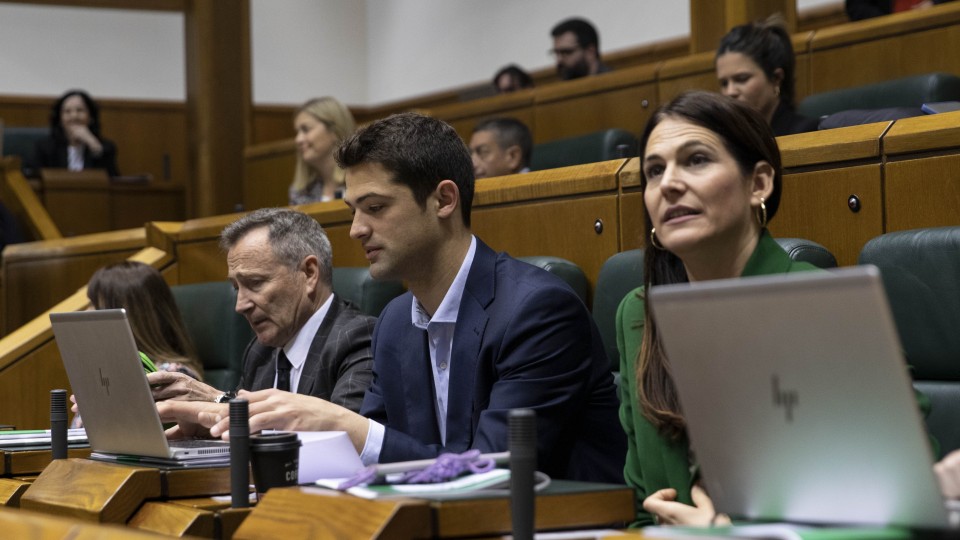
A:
[
  {"left": 249, "top": 345, "right": 278, "bottom": 391},
  {"left": 296, "top": 296, "right": 343, "bottom": 396},
  {"left": 400, "top": 324, "right": 442, "bottom": 444},
  {"left": 445, "top": 240, "right": 495, "bottom": 450}
]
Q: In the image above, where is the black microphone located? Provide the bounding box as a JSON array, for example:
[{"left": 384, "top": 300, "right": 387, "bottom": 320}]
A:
[
  {"left": 230, "top": 398, "right": 250, "bottom": 508},
  {"left": 50, "top": 389, "right": 68, "bottom": 460},
  {"left": 509, "top": 409, "right": 537, "bottom": 540}
]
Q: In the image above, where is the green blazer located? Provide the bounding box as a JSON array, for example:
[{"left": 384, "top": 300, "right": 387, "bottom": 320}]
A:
[{"left": 616, "top": 232, "right": 819, "bottom": 527}]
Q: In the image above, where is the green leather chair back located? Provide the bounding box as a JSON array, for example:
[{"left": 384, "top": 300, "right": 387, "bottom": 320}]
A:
[
  {"left": 2, "top": 126, "right": 47, "bottom": 178},
  {"left": 859, "top": 226, "right": 960, "bottom": 456},
  {"left": 171, "top": 281, "right": 253, "bottom": 392},
  {"left": 1, "top": 126, "right": 47, "bottom": 159},
  {"left": 517, "top": 256, "right": 589, "bottom": 306},
  {"left": 593, "top": 238, "right": 838, "bottom": 374},
  {"left": 331, "top": 267, "right": 405, "bottom": 317},
  {"left": 529, "top": 129, "right": 638, "bottom": 172},
  {"left": 798, "top": 72, "right": 960, "bottom": 119}
]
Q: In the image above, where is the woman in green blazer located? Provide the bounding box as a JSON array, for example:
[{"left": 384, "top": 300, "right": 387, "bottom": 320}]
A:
[{"left": 616, "top": 91, "right": 818, "bottom": 527}]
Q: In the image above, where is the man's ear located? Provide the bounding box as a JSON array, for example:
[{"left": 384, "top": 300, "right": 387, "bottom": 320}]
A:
[
  {"left": 435, "top": 179, "right": 460, "bottom": 219},
  {"left": 751, "top": 161, "right": 775, "bottom": 203},
  {"left": 301, "top": 255, "right": 321, "bottom": 293},
  {"left": 587, "top": 44, "right": 598, "bottom": 60},
  {"left": 505, "top": 145, "right": 523, "bottom": 173}
]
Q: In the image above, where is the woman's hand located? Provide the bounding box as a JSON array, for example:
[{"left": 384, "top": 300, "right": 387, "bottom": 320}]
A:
[
  {"left": 65, "top": 124, "right": 103, "bottom": 155},
  {"left": 643, "top": 486, "right": 731, "bottom": 526},
  {"left": 935, "top": 450, "right": 960, "bottom": 499}
]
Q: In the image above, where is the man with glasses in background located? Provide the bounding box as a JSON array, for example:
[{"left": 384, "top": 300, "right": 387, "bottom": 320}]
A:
[{"left": 550, "top": 17, "right": 611, "bottom": 80}]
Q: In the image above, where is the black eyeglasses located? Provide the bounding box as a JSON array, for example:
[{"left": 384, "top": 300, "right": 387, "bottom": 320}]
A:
[{"left": 549, "top": 46, "right": 582, "bottom": 58}]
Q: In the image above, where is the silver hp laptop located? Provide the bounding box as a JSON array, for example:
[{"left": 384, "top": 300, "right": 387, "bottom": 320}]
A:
[
  {"left": 50, "top": 309, "right": 229, "bottom": 464},
  {"left": 648, "top": 266, "right": 956, "bottom": 529}
]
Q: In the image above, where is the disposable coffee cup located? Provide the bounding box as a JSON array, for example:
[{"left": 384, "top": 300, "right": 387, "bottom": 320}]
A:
[{"left": 249, "top": 432, "right": 301, "bottom": 493}]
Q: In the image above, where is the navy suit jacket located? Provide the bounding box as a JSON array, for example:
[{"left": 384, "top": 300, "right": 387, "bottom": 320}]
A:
[
  {"left": 360, "top": 239, "right": 626, "bottom": 482},
  {"left": 240, "top": 294, "right": 375, "bottom": 413}
]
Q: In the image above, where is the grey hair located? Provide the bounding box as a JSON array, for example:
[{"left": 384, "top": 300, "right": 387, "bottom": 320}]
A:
[{"left": 220, "top": 208, "right": 333, "bottom": 285}]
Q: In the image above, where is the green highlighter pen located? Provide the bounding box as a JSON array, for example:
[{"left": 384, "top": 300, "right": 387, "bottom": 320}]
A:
[{"left": 139, "top": 351, "right": 158, "bottom": 374}]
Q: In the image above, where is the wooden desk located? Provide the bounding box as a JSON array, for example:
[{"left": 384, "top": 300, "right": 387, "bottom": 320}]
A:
[
  {"left": 234, "top": 481, "right": 634, "bottom": 539},
  {"left": 18, "top": 457, "right": 244, "bottom": 538},
  {"left": 0, "top": 505, "right": 184, "bottom": 539},
  {"left": 1, "top": 447, "right": 91, "bottom": 478},
  {"left": 40, "top": 172, "right": 186, "bottom": 237}
]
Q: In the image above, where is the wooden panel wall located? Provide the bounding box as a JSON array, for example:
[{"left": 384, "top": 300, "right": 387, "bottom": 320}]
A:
[
  {"left": 243, "top": 140, "right": 297, "bottom": 211},
  {"left": 1, "top": 229, "right": 146, "bottom": 334}
]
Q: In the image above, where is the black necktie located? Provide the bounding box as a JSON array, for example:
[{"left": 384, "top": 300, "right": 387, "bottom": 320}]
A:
[{"left": 276, "top": 350, "right": 292, "bottom": 392}]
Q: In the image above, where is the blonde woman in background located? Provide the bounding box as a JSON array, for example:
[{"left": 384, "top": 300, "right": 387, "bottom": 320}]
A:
[{"left": 290, "top": 96, "right": 357, "bottom": 205}]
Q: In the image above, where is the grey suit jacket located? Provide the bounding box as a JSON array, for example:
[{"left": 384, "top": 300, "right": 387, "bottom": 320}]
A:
[{"left": 238, "top": 294, "right": 375, "bottom": 412}]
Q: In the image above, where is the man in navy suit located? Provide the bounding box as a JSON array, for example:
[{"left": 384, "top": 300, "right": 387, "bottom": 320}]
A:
[{"left": 182, "top": 113, "right": 625, "bottom": 482}]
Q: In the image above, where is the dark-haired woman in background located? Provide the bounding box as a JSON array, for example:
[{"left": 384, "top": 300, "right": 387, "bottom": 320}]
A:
[
  {"left": 87, "top": 261, "right": 202, "bottom": 379},
  {"left": 33, "top": 89, "right": 119, "bottom": 177},
  {"left": 617, "top": 91, "right": 819, "bottom": 527},
  {"left": 715, "top": 17, "right": 819, "bottom": 136}
]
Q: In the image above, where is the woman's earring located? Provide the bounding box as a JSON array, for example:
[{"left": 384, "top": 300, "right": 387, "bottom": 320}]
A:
[
  {"left": 756, "top": 198, "right": 768, "bottom": 229},
  {"left": 650, "top": 228, "right": 665, "bottom": 250}
]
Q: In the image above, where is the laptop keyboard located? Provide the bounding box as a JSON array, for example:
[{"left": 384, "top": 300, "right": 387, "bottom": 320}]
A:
[{"left": 170, "top": 439, "right": 228, "bottom": 449}]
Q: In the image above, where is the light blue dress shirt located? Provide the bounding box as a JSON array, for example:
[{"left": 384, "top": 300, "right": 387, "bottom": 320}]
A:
[{"left": 360, "top": 236, "right": 477, "bottom": 465}]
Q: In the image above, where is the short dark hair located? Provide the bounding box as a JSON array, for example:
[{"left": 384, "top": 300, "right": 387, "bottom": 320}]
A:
[
  {"left": 220, "top": 207, "right": 333, "bottom": 286},
  {"left": 716, "top": 16, "right": 797, "bottom": 108},
  {"left": 492, "top": 64, "right": 534, "bottom": 91},
  {"left": 336, "top": 112, "right": 475, "bottom": 227},
  {"left": 49, "top": 89, "right": 102, "bottom": 142},
  {"left": 551, "top": 17, "right": 600, "bottom": 57},
  {"left": 473, "top": 117, "right": 533, "bottom": 169}
]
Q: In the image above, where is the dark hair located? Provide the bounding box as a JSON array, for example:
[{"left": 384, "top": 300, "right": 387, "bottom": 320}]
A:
[
  {"left": 551, "top": 17, "right": 600, "bottom": 57},
  {"left": 492, "top": 64, "right": 534, "bottom": 92},
  {"left": 336, "top": 112, "right": 475, "bottom": 227},
  {"left": 716, "top": 15, "right": 797, "bottom": 108},
  {"left": 220, "top": 207, "right": 333, "bottom": 286},
  {"left": 636, "top": 91, "right": 782, "bottom": 440},
  {"left": 49, "top": 90, "right": 102, "bottom": 143},
  {"left": 472, "top": 117, "right": 533, "bottom": 169},
  {"left": 88, "top": 261, "right": 201, "bottom": 376}
]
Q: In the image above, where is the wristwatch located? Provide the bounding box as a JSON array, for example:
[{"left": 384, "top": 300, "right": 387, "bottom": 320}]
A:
[{"left": 214, "top": 391, "right": 237, "bottom": 403}]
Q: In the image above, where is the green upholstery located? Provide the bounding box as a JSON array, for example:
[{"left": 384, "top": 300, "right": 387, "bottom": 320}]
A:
[
  {"left": 797, "top": 72, "right": 960, "bottom": 119},
  {"left": 2, "top": 126, "right": 47, "bottom": 177},
  {"left": 331, "top": 267, "right": 405, "bottom": 317},
  {"left": 170, "top": 281, "right": 254, "bottom": 392},
  {"left": 858, "top": 227, "right": 960, "bottom": 457},
  {"left": 529, "top": 129, "right": 638, "bottom": 172},
  {"left": 1, "top": 126, "right": 46, "bottom": 159},
  {"left": 773, "top": 238, "right": 838, "bottom": 269},
  {"left": 517, "top": 256, "right": 589, "bottom": 306},
  {"left": 592, "top": 238, "right": 838, "bottom": 374}
]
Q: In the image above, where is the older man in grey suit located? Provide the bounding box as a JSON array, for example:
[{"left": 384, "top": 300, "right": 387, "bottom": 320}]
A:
[{"left": 148, "top": 208, "right": 375, "bottom": 413}]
